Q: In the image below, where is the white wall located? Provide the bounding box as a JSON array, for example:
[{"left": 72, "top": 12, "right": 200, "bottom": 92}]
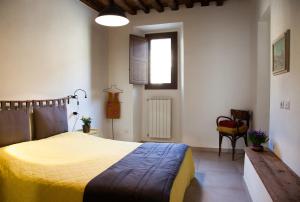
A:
[
  {"left": 255, "top": 0, "right": 300, "bottom": 176},
  {"left": 253, "top": 7, "right": 270, "bottom": 133},
  {"left": 107, "top": 24, "right": 134, "bottom": 140},
  {"left": 267, "top": 0, "right": 300, "bottom": 176},
  {"left": 0, "top": 0, "right": 109, "bottom": 135},
  {"left": 108, "top": 0, "right": 257, "bottom": 148},
  {"left": 181, "top": 0, "right": 257, "bottom": 148}
]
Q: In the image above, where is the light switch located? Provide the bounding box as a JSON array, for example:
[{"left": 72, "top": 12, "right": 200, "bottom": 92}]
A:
[
  {"left": 280, "top": 101, "right": 284, "bottom": 109},
  {"left": 284, "top": 100, "right": 290, "bottom": 110}
]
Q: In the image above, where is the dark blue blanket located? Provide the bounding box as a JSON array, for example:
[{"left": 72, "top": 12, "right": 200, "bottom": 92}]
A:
[{"left": 83, "top": 142, "right": 188, "bottom": 202}]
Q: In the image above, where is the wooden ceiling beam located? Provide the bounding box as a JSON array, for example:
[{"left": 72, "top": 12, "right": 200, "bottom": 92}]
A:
[
  {"left": 200, "top": 0, "right": 209, "bottom": 6},
  {"left": 169, "top": 0, "right": 179, "bottom": 10},
  {"left": 135, "top": 0, "right": 150, "bottom": 13},
  {"left": 80, "top": 0, "right": 104, "bottom": 12},
  {"left": 216, "top": 0, "right": 224, "bottom": 6},
  {"left": 152, "top": 0, "right": 164, "bottom": 12},
  {"left": 81, "top": 0, "right": 225, "bottom": 15},
  {"left": 184, "top": 0, "right": 193, "bottom": 8},
  {"left": 115, "top": 0, "right": 137, "bottom": 15}
]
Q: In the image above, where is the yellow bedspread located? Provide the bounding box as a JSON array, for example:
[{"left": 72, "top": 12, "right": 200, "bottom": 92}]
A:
[{"left": 0, "top": 132, "right": 194, "bottom": 202}]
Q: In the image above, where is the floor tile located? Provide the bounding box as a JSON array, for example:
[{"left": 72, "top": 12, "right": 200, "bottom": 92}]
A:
[{"left": 184, "top": 150, "right": 251, "bottom": 202}]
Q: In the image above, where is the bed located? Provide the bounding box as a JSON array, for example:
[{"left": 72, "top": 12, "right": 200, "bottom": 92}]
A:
[{"left": 0, "top": 98, "right": 194, "bottom": 202}]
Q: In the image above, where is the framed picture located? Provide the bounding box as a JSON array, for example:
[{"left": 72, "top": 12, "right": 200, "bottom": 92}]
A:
[{"left": 272, "top": 29, "right": 290, "bottom": 75}]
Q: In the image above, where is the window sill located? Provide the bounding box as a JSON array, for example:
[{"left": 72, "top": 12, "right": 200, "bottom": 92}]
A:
[{"left": 145, "top": 84, "right": 177, "bottom": 90}]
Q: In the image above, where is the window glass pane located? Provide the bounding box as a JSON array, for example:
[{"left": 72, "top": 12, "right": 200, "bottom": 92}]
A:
[{"left": 150, "top": 38, "right": 172, "bottom": 84}]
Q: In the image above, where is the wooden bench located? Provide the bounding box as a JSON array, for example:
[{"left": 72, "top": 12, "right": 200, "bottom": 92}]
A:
[{"left": 244, "top": 147, "right": 300, "bottom": 202}]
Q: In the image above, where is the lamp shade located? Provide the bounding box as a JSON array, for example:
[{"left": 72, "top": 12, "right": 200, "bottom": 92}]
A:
[{"left": 95, "top": 3, "right": 129, "bottom": 27}]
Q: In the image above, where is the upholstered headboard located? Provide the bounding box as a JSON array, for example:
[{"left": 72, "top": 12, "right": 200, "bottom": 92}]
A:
[
  {"left": 0, "top": 109, "right": 30, "bottom": 147},
  {"left": 33, "top": 104, "right": 68, "bottom": 140},
  {"left": 0, "top": 97, "right": 70, "bottom": 147}
]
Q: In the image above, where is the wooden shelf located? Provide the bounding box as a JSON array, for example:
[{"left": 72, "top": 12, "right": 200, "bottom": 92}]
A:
[{"left": 245, "top": 147, "right": 300, "bottom": 202}]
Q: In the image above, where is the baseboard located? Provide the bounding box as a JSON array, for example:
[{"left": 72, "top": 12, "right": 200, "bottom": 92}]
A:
[{"left": 191, "top": 147, "right": 244, "bottom": 154}]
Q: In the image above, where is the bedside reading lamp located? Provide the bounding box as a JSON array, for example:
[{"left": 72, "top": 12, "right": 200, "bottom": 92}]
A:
[
  {"left": 70, "top": 89, "right": 87, "bottom": 131},
  {"left": 71, "top": 89, "right": 87, "bottom": 115},
  {"left": 71, "top": 89, "right": 87, "bottom": 105}
]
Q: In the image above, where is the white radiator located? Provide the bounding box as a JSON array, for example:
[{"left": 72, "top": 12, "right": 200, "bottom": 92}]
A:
[{"left": 147, "top": 98, "right": 172, "bottom": 139}]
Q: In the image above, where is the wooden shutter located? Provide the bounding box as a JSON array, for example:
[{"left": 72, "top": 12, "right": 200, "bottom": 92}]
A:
[{"left": 129, "top": 35, "right": 148, "bottom": 85}]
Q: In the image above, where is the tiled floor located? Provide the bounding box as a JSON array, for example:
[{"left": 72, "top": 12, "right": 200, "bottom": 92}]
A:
[{"left": 184, "top": 150, "right": 251, "bottom": 202}]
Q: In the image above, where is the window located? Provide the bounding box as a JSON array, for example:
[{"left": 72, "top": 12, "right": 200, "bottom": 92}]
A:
[
  {"left": 145, "top": 32, "right": 178, "bottom": 89},
  {"left": 129, "top": 32, "right": 178, "bottom": 89}
]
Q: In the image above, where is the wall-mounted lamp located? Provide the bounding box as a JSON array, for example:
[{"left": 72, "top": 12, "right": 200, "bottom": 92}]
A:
[
  {"left": 70, "top": 89, "right": 87, "bottom": 115},
  {"left": 70, "top": 89, "right": 88, "bottom": 131},
  {"left": 71, "top": 89, "right": 87, "bottom": 104}
]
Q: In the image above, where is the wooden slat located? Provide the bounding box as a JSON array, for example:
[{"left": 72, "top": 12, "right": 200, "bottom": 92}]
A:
[
  {"left": 151, "top": 0, "right": 164, "bottom": 12},
  {"left": 135, "top": 0, "right": 150, "bottom": 13},
  {"left": 245, "top": 148, "right": 300, "bottom": 202},
  {"left": 216, "top": 0, "right": 224, "bottom": 6},
  {"left": 184, "top": 0, "right": 193, "bottom": 8},
  {"left": 200, "top": 0, "right": 209, "bottom": 6},
  {"left": 168, "top": 0, "right": 179, "bottom": 10},
  {"left": 115, "top": 0, "right": 137, "bottom": 15},
  {"left": 80, "top": 0, "right": 104, "bottom": 12}
]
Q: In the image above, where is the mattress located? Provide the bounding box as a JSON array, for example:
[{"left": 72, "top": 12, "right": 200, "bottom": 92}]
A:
[{"left": 0, "top": 132, "right": 194, "bottom": 202}]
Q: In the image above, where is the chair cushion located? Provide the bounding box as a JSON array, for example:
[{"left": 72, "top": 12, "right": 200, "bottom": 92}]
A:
[
  {"left": 217, "top": 120, "right": 248, "bottom": 135},
  {"left": 219, "top": 120, "right": 243, "bottom": 127}
]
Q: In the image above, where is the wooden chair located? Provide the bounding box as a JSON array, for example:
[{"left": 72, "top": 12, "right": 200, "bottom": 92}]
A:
[{"left": 216, "top": 109, "right": 250, "bottom": 160}]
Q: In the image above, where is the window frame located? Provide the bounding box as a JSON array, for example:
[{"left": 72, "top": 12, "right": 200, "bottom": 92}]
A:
[{"left": 145, "top": 32, "right": 178, "bottom": 90}]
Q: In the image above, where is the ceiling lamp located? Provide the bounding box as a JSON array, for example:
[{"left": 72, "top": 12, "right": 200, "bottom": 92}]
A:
[{"left": 95, "top": 1, "right": 129, "bottom": 27}]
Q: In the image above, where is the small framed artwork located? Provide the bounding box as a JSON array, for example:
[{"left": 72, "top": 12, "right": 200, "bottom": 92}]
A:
[{"left": 272, "top": 29, "right": 290, "bottom": 75}]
